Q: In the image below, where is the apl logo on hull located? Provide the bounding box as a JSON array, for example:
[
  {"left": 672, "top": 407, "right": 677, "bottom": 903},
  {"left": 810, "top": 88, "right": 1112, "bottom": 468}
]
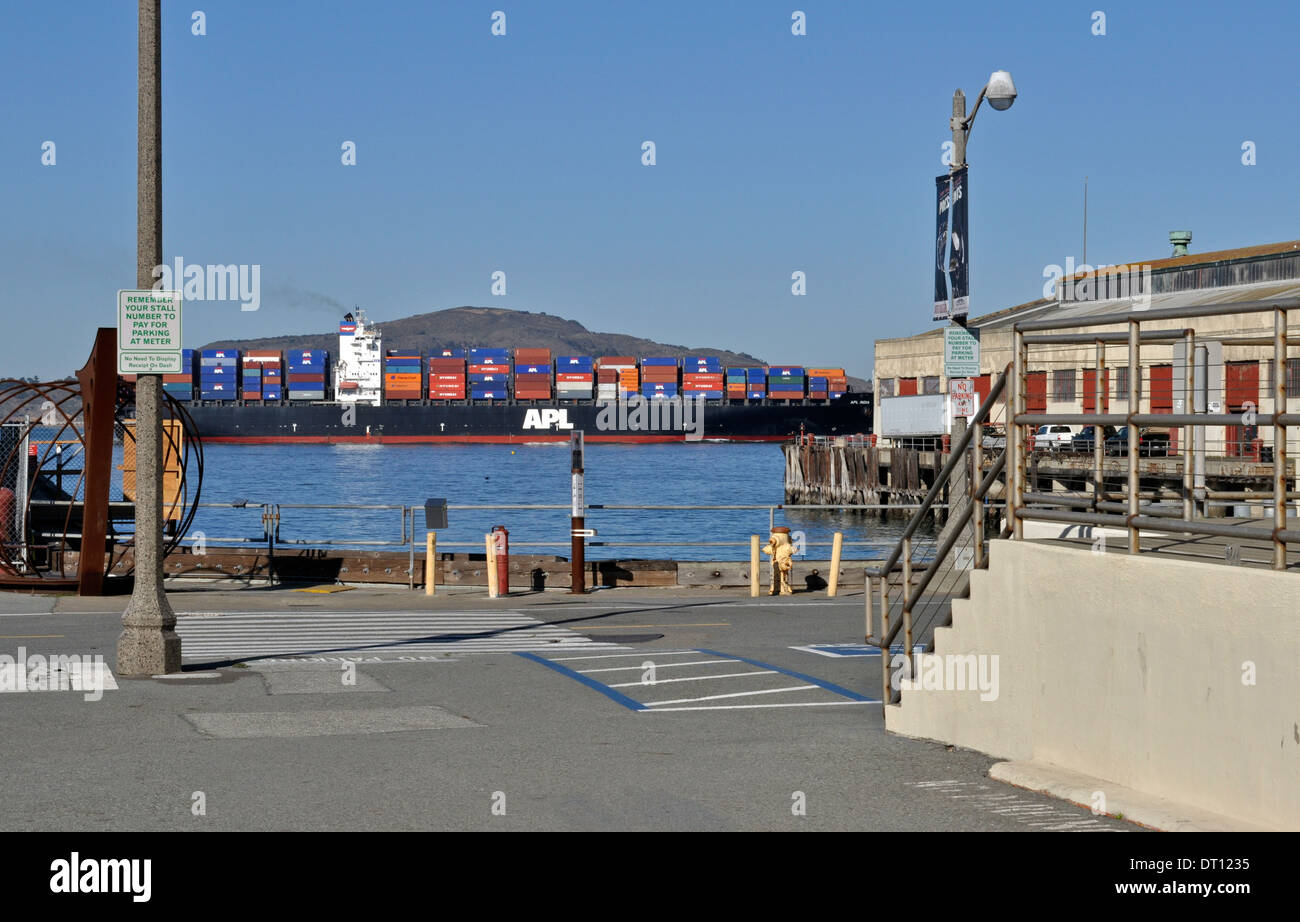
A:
[{"left": 522, "top": 408, "right": 574, "bottom": 430}]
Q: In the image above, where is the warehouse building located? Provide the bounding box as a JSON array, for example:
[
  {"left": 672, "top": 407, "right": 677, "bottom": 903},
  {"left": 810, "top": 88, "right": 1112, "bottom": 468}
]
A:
[{"left": 873, "top": 236, "right": 1300, "bottom": 457}]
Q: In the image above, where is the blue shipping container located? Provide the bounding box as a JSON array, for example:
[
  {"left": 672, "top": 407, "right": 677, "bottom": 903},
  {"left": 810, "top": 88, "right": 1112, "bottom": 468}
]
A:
[{"left": 641, "top": 357, "right": 678, "bottom": 366}]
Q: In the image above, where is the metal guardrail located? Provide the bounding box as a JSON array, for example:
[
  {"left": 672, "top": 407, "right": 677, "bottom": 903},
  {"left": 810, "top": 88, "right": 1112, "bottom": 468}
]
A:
[
  {"left": 163, "top": 500, "right": 962, "bottom": 589},
  {"left": 1009, "top": 299, "right": 1295, "bottom": 569}
]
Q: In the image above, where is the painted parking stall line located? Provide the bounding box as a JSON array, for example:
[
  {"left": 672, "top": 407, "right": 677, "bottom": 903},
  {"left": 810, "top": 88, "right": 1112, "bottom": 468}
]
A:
[
  {"left": 515, "top": 652, "right": 647, "bottom": 712},
  {"left": 521, "top": 647, "right": 878, "bottom": 712}
]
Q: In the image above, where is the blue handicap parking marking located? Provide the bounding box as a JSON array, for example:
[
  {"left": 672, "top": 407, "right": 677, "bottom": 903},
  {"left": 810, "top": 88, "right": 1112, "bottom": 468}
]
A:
[
  {"left": 791, "top": 643, "right": 882, "bottom": 658},
  {"left": 521, "top": 648, "right": 878, "bottom": 711}
]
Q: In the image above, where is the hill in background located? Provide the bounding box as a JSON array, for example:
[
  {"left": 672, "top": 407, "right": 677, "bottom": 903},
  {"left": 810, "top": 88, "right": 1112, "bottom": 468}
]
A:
[{"left": 200, "top": 306, "right": 871, "bottom": 390}]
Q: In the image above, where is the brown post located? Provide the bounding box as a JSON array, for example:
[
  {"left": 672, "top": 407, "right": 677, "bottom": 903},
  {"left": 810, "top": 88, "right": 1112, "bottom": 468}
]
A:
[
  {"left": 570, "top": 430, "right": 585, "bottom": 594},
  {"left": 75, "top": 329, "right": 118, "bottom": 596}
]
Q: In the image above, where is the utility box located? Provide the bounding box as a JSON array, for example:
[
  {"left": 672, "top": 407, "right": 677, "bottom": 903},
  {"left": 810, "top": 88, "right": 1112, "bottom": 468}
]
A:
[{"left": 424, "top": 498, "right": 448, "bottom": 530}]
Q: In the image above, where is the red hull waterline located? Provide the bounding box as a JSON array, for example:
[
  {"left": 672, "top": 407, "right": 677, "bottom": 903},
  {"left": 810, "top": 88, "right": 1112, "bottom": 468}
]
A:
[{"left": 198, "top": 433, "right": 793, "bottom": 445}]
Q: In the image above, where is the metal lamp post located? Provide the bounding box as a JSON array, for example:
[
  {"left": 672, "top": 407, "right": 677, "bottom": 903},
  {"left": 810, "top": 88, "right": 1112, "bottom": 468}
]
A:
[
  {"left": 118, "top": 0, "right": 181, "bottom": 675},
  {"left": 939, "top": 70, "right": 1015, "bottom": 544}
]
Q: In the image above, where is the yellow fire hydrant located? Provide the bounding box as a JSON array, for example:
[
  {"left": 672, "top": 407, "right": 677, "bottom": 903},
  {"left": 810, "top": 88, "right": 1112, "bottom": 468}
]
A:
[{"left": 761, "top": 526, "right": 795, "bottom": 596}]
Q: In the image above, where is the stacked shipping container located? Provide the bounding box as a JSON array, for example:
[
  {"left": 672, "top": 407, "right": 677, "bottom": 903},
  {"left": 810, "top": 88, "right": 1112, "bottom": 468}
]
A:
[
  {"left": 242, "top": 350, "right": 282, "bottom": 401},
  {"left": 162, "top": 349, "right": 196, "bottom": 401},
  {"left": 682, "top": 355, "right": 723, "bottom": 399},
  {"left": 807, "top": 367, "right": 847, "bottom": 400},
  {"left": 170, "top": 346, "right": 850, "bottom": 404},
  {"left": 199, "top": 349, "right": 238, "bottom": 400},
  {"left": 428, "top": 348, "right": 467, "bottom": 400},
  {"left": 597, "top": 357, "right": 636, "bottom": 399},
  {"left": 384, "top": 350, "right": 422, "bottom": 400},
  {"left": 640, "top": 357, "right": 678, "bottom": 399},
  {"left": 767, "top": 366, "right": 805, "bottom": 400},
  {"left": 555, "top": 355, "right": 594, "bottom": 400},
  {"left": 513, "top": 348, "right": 552, "bottom": 400},
  {"left": 468, "top": 347, "right": 510, "bottom": 400},
  {"left": 287, "top": 349, "right": 328, "bottom": 400}
]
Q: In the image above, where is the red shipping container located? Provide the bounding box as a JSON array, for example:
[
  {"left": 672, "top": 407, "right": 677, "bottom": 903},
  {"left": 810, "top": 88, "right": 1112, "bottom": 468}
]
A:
[
  {"left": 430, "top": 374, "right": 465, "bottom": 383},
  {"left": 556, "top": 373, "right": 594, "bottom": 383},
  {"left": 468, "top": 364, "right": 510, "bottom": 374},
  {"left": 288, "top": 374, "right": 326, "bottom": 384}
]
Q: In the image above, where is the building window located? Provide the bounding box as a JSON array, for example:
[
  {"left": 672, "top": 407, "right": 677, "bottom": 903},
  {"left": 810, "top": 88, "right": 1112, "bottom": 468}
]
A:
[
  {"left": 1052, "top": 368, "right": 1076, "bottom": 401},
  {"left": 1115, "top": 366, "right": 1142, "bottom": 400},
  {"left": 1287, "top": 358, "right": 1300, "bottom": 394},
  {"left": 879, "top": 378, "right": 895, "bottom": 398},
  {"left": 922, "top": 376, "right": 940, "bottom": 395}
]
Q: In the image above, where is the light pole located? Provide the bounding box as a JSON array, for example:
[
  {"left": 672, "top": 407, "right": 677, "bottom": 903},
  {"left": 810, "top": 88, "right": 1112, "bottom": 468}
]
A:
[
  {"left": 949, "top": 69, "right": 1017, "bottom": 174},
  {"left": 118, "top": 0, "right": 180, "bottom": 675},
  {"left": 938, "top": 70, "right": 1015, "bottom": 543}
]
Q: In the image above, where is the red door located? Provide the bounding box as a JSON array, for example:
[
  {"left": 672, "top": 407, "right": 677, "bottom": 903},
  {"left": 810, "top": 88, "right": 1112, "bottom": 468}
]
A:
[
  {"left": 1224, "top": 362, "right": 1259, "bottom": 458},
  {"left": 897, "top": 377, "right": 918, "bottom": 396},
  {"left": 1025, "top": 371, "right": 1047, "bottom": 413},
  {"left": 1225, "top": 361, "right": 1258, "bottom": 410},
  {"left": 1082, "top": 369, "right": 1110, "bottom": 413},
  {"left": 973, "top": 374, "right": 991, "bottom": 403},
  {"left": 1150, "top": 365, "right": 1173, "bottom": 413}
]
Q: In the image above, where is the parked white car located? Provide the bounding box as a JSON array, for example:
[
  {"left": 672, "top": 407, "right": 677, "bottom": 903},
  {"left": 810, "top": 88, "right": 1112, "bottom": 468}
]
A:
[{"left": 1032, "top": 424, "right": 1076, "bottom": 451}]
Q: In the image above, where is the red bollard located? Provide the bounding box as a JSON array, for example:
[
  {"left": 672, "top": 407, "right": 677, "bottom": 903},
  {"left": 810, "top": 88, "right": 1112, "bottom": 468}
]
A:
[{"left": 491, "top": 525, "right": 509, "bottom": 596}]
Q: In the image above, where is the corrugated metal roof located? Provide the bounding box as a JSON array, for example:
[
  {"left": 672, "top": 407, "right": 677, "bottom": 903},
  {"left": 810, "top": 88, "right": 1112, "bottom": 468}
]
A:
[
  {"left": 878, "top": 240, "right": 1300, "bottom": 346},
  {"left": 1059, "top": 239, "right": 1300, "bottom": 282},
  {"left": 976, "top": 277, "right": 1300, "bottom": 330}
]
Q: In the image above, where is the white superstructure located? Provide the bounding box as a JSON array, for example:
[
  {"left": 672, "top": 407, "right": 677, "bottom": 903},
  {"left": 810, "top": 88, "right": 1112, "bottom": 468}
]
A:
[{"left": 335, "top": 309, "right": 383, "bottom": 406}]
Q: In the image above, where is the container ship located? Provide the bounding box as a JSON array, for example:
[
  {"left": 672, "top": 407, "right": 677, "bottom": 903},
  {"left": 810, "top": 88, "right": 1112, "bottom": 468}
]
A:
[{"left": 158, "top": 312, "right": 871, "bottom": 443}]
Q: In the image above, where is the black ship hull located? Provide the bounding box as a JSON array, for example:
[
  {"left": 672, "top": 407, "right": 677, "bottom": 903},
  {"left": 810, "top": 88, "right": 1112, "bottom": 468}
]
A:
[{"left": 182, "top": 395, "right": 871, "bottom": 443}]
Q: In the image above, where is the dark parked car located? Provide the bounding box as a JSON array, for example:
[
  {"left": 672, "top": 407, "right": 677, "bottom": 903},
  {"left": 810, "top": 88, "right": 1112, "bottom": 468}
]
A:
[
  {"left": 1071, "top": 425, "right": 1118, "bottom": 452},
  {"left": 1105, "top": 428, "right": 1171, "bottom": 457}
]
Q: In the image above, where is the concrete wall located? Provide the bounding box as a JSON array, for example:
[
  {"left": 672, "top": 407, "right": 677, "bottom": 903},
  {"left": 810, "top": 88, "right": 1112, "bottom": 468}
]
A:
[{"left": 886, "top": 539, "right": 1300, "bottom": 829}]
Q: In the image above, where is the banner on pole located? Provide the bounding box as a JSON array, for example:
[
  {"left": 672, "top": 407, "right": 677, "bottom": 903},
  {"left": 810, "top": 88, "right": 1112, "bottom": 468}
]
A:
[
  {"left": 934, "top": 174, "right": 951, "bottom": 320},
  {"left": 949, "top": 167, "right": 969, "bottom": 318}
]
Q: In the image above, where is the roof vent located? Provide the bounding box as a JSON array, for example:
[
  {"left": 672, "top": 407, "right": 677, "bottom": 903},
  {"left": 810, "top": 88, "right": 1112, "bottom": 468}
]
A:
[{"left": 1169, "top": 231, "right": 1192, "bottom": 257}]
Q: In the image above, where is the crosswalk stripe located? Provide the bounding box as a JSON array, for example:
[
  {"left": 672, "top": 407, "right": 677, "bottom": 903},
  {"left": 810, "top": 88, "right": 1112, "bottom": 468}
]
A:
[{"left": 176, "top": 611, "right": 627, "bottom": 660}]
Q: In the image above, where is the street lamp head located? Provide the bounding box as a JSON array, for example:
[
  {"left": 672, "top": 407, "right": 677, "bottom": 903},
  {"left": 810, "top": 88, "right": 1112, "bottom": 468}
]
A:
[{"left": 986, "top": 70, "right": 1017, "bottom": 111}]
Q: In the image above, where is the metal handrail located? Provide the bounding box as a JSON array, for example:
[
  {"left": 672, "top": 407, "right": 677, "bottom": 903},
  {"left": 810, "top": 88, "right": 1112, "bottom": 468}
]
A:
[
  {"left": 878, "top": 451, "right": 1007, "bottom": 650},
  {"left": 866, "top": 365, "right": 1010, "bottom": 579}
]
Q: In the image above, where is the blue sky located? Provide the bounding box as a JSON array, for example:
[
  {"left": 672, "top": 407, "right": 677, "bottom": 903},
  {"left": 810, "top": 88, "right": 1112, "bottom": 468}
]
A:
[{"left": 1, "top": 1, "right": 1293, "bottom": 378}]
